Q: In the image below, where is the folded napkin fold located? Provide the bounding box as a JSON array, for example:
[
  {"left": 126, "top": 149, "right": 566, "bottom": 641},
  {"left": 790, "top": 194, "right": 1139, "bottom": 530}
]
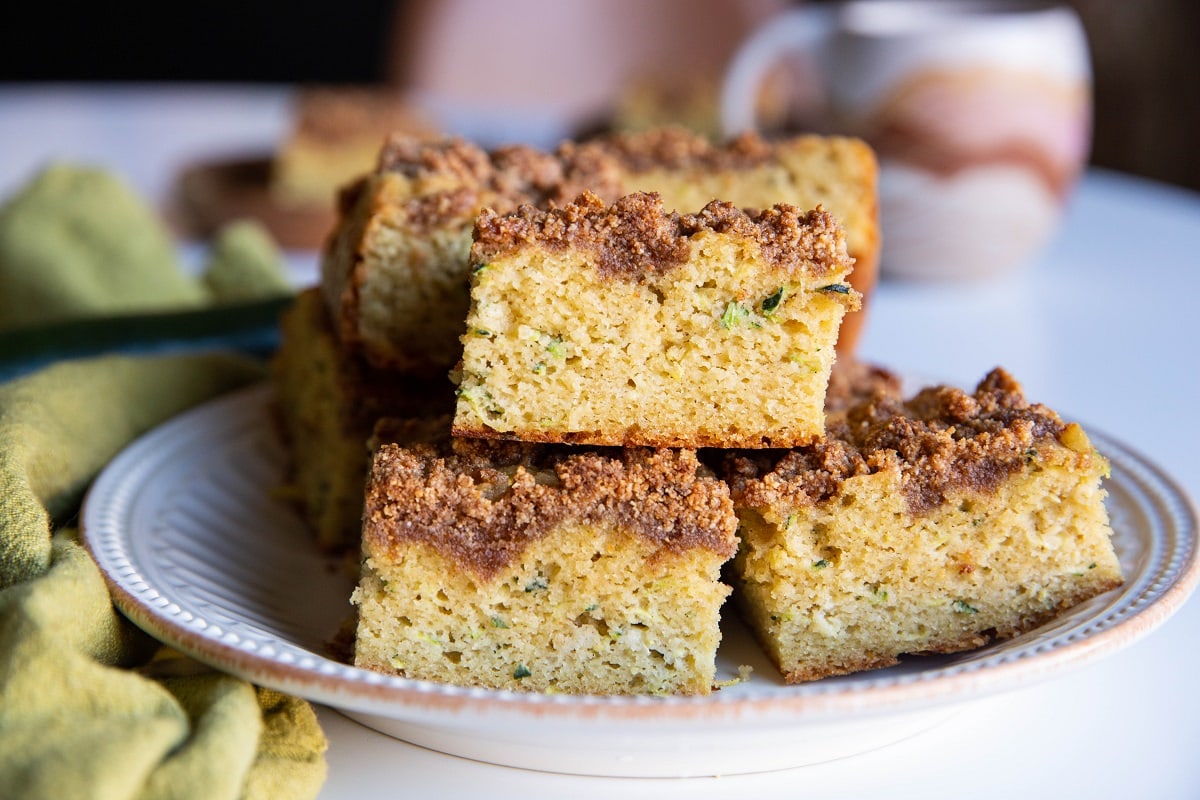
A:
[{"left": 0, "top": 164, "right": 328, "bottom": 799}]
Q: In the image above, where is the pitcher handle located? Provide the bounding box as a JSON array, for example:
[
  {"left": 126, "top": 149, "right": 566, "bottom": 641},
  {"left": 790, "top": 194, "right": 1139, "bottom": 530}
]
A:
[{"left": 720, "top": 5, "right": 839, "bottom": 137}]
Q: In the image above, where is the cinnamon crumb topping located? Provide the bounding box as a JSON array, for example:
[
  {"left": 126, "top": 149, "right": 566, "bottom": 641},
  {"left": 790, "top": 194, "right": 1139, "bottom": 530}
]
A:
[
  {"left": 470, "top": 190, "right": 853, "bottom": 280},
  {"left": 725, "top": 368, "right": 1072, "bottom": 515},
  {"left": 363, "top": 439, "right": 738, "bottom": 579},
  {"left": 375, "top": 134, "right": 602, "bottom": 233},
  {"left": 824, "top": 358, "right": 904, "bottom": 415},
  {"left": 563, "top": 127, "right": 775, "bottom": 174}
]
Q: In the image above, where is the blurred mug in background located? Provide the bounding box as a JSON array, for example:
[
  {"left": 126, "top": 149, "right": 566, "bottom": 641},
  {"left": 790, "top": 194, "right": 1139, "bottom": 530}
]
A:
[{"left": 722, "top": 0, "right": 1093, "bottom": 281}]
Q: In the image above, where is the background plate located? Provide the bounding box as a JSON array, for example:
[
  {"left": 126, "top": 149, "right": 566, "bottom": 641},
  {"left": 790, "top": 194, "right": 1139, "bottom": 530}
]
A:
[{"left": 81, "top": 383, "right": 1199, "bottom": 777}]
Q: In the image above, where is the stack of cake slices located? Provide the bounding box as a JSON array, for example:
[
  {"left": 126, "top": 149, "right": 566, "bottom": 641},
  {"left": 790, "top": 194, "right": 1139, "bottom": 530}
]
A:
[{"left": 271, "top": 126, "right": 1122, "bottom": 696}]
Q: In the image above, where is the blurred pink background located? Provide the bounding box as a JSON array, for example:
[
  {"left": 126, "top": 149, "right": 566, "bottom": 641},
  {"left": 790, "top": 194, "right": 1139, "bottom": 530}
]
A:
[{"left": 2, "top": 0, "right": 1196, "bottom": 192}]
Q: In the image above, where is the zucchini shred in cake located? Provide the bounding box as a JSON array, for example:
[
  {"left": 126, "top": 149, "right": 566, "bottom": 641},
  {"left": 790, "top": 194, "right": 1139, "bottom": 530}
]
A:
[
  {"left": 452, "top": 191, "right": 860, "bottom": 448},
  {"left": 352, "top": 437, "right": 738, "bottom": 695},
  {"left": 721, "top": 368, "right": 1123, "bottom": 683}
]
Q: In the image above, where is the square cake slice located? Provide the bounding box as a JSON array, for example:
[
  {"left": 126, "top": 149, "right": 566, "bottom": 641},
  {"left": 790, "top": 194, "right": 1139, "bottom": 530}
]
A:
[
  {"left": 453, "top": 191, "right": 860, "bottom": 448},
  {"left": 319, "top": 136, "right": 568, "bottom": 374},
  {"left": 722, "top": 368, "right": 1124, "bottom": 683},
  {"left": 352, "top": 438, "right": 738, "bottom": 695}
]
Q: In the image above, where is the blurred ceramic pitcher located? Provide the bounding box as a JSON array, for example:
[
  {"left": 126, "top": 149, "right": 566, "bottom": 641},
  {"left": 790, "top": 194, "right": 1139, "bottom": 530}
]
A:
[{"left": 721, "top": 0, "right": 1092, "bottom": 281}]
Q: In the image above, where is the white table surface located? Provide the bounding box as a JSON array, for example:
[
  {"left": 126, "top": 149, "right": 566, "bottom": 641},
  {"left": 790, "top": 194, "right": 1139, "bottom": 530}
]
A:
[{"left": 2, "top": 84, "right": 1197, "bottom": 800}]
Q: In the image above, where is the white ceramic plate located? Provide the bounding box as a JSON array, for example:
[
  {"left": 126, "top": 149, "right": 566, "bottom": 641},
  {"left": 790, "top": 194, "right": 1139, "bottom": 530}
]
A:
[{"left": 80, "top": 384, "right": 1199, "bottom": 778}]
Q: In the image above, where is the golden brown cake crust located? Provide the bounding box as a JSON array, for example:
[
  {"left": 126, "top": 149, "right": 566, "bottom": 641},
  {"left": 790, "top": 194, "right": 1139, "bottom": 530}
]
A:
[
  {"left": 364, "top": 440, "right": 738, "bottom": 580},
  {"left": 725, "top": 367, "right": 1072, "bottom": 515},
  {"left": 376, "top": 134, "right": 495, "bottom": 183},
  {"left": 472, "top": 191, "right": 687, "bottom": 279},
  {"left": 471, "top": 190, "right": 855, "bottom": 282}
]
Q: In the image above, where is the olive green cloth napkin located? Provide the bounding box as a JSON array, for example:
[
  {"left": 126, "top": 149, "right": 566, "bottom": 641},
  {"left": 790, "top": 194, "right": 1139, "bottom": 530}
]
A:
[
  {"left": 0, "top": 165, "right": 328, "bottom": 799},
  {"left": 0, "top": 164, "right": 292, "bottom": 331},
  {"left": 0, "top": 356, "right": 328, "bottom": 800}
]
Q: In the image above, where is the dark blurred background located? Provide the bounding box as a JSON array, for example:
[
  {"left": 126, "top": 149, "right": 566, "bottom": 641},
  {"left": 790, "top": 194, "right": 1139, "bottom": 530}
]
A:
[{"left": 2, "top": 0, "right": 1196, "bottom": 192}]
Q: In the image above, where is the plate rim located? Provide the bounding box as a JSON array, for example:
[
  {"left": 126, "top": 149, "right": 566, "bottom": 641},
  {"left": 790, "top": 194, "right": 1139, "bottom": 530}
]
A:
[{"left": 80, "top": 382, "right": 1200, "bottom": 727}]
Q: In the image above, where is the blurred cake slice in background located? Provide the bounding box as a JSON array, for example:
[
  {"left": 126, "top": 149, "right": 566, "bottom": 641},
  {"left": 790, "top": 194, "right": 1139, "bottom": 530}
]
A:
[
  {"left": 172, "top": 85, "right": 439, "bottom": 251},
  {"left": 271, "top": 86, "right": 440, "bottom": 209}
]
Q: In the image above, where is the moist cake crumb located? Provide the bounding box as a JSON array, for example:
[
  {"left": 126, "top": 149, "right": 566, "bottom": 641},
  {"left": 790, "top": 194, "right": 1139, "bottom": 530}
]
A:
[{"left": 721, "top": 368, "right": 1124, "bottom": 683}]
